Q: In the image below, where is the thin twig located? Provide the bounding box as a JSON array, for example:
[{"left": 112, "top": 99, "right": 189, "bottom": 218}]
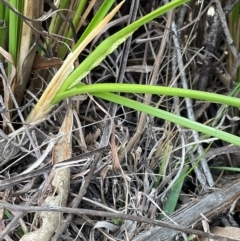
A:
[
  {"left": 171, "top": 21, "right": 214, "bottom": 187},
  {"left": 50, "top": 137, "right": 109, "bottom": 240},
  {"left": 0, "top": 201, "right": 237, "bottom": 241},
  {"left": 109, "top": 0, "right": 141, "bottom": 162},
  {"left": 0, "top": 193, "right": 39, "bottom": 241},
  {"left": 171, "top": 4, "right": 207, "bottom": 189},
  {"left": 119, "top": 6, "right": 174, "bottom": 163},
  {"left": 214, "top": 0, "right": 238, "bottom": 59},
  {"left": 0, "top": 61, "right": 41, "bottom": 160}
]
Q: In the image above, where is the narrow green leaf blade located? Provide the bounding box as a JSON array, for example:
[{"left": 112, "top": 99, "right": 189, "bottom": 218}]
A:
[
  {"left": 88, "top": 92, "right": 240, "bottom": 147},
  {"left": 58, "top": 0, "right": 189, "bottom": 92},
  {"left": 158, "top": 166, "right": 189, "bottom": 220},
  {"left": 52, "top": 83, "right": 240, "bottom": 108},
  {"left": 73, "top": 0, "right": 116, "bottom": 50}
]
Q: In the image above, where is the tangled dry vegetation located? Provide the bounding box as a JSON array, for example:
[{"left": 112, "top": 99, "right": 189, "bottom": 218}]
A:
[{"left": 0, "top": 0, "right": 240, "bottom": 240}]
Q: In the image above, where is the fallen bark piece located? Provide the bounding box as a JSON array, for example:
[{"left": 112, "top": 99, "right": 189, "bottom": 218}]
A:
[
  {"left": 133, "top": 179, "right": 240, "bottom": 241},
  {"left": 20, "top": 106, "right": 73, "bottom": 241},
  {"left": 19, "top": 196, "right": 62, "bottom": 241},
  {"left": 199, "top": 226, "right": 240, "bottom": 241}
]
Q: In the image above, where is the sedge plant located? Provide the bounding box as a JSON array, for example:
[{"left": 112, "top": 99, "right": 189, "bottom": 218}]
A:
[
  {"left": 25, "top": 0, "right": 240, "bottom": 149},
  {"left": 158, "top": 166, "right": 189, "bottom": 220},
  {"left": 0, "top": 0, "right": 43, "bottom": 106},
  {"left": 45, "top": 0, "right": 116, "bottom": 59}
]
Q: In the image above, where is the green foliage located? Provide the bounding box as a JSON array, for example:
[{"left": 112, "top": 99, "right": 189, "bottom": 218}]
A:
[
  {"left": 0, "top": 0, "right": 22, "bottom": 72},
  {"left": 74, "top": 0, "right": 116, "bottom": 50},
  {"left": 52, "top": 83, "right": 240, "bottom": 147},
  {"left": 158, "top": 166, "right": 189, "bottom": 220},
  {"left": 45, "top": 0, "right": 240, "bottom": 148},
  {"left": 57, "top": 0, "right": 189, "bottom": 92},
  {"left": 57, "top": 0, "right": 88, "bottom": 58},
  {"left": 211, "top": 166, "right": 240, "bottom": 172}
]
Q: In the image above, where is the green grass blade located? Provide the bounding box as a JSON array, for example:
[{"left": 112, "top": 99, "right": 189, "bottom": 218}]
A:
[
  {"left": 58, "top": 0, "right": 88, "bottom": 58},
  {"left": 0, "top": 1, "right": 5, "bottom": 18},
  {"left": 86, "top": 92, "right": 240, "bottom": 147},
  {"left": 211, "top": 166, "right": 240, "bottom": 172},
  {"left": 154, "top": 143, "right": 172, "bottom": 188},
  {"left": 73, "top": 0, "right": 116, "bottom": 50},
  {"left": 8, "top": 0, "right": 20, "bottom": 64},
  {"left": 48, "top": 0, "right": 69, "bottom": 41},
  {"left": 57, "top": 0, "right": 189, "bottom": 92},
  {"left": 232, "top": 1, "right": 240, "bottom": 27},
  {"left": 52, "top": 83, "right": 240, "bottom": 108},
  {"left": 0, "top": 2, "right": 8, "bottom": 57},
  {"left": 158, "top": 166, "right": 188, "bottom": 220}
]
